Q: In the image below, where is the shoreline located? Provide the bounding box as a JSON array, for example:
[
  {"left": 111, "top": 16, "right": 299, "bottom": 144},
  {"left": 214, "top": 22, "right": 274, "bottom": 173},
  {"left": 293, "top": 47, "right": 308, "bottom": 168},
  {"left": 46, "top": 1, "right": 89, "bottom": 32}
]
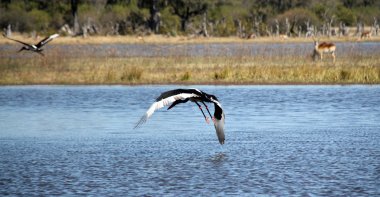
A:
[
  {"left": 1, "top": 82, "right": 379, "bottom": 86},
  {"left": 1, "top": 34, "right": 380, "bottom": 45}
]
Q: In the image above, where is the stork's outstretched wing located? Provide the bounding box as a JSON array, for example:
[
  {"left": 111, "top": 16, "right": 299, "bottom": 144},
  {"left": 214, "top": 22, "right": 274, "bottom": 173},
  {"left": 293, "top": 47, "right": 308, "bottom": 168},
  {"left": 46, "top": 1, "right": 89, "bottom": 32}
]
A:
[
  {"left": 3, "top": 35, "right": 34, "bottom": 48},
  {"left": 134, "top": 91, "right": 199, "bottom": 128},
  {"left": 36, "top": 34, "right": 59, "bottom": 48}
]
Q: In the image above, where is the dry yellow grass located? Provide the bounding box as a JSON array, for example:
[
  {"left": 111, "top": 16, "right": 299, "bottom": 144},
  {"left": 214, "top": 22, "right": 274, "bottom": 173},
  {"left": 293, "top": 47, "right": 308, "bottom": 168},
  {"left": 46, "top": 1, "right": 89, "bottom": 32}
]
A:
[
  {"left": 1, "top": 35, "right": 379, "bottom": 85},
  {"left": 1, "top": 54, "right": 379, "bottom": 85}
]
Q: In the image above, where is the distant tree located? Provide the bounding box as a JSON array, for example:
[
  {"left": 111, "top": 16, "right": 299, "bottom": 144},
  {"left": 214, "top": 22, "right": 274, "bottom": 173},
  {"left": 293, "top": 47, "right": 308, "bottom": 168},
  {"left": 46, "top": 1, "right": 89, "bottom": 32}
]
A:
[
  {"left": 71, "top": 0, "right": 79, "bottom": 35},
  {"left": 1, "top": 0, "right": 380, "bottom": 36},
  {"left": 158, "top": 6, "right": 180, "bottom": 35},
  {"left": 148, "top": 0, "right": 160, "bottom": 33},
  {"left": 169, "top": 0, "right": 208, "bottom": 32},
  {"left": 273, "top": 8, "right": 320, "bottom": 35},
  {"left": 336, "top": 5, "right": 356, "bottom": 25},
  {"left": 342, "top": 0, "right": 379, "bottom": 8},
  {"left": 255, "top": 0, "right": 310, "bottom": 13},
  {"left": 138, "top": 0, "right": 165, "bottom": 34}
]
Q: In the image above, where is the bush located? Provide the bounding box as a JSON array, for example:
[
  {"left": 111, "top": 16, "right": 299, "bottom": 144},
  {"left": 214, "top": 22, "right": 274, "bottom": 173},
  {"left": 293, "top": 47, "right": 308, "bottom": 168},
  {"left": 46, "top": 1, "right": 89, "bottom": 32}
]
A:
[
  {"left": 181, "top": 71, "right": 191, "bottom": 81},
  {"left": 121, "top": 67, "right": 143, "bottom": 82},
  {"left": 353, "top": 7, "right": 380, "bottom": 25},
  {"left": 29, "top": 9, "right": 51, "bottom": 31},
  {"left": 159, "top": 7, "right": 180, "bottom": 35},
  {"left": 0, "top": 2, "right": 33, "bottom": 32},
  {"left": 336, "top": 6, "right": 356, "bottom": 26}
]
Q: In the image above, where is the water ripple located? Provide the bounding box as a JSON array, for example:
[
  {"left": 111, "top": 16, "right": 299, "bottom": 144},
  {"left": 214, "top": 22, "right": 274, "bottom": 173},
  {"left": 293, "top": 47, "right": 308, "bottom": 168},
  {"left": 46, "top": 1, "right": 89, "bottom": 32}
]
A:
[{"left": 0, "top": 85, "right": 379, "bottom": 196}]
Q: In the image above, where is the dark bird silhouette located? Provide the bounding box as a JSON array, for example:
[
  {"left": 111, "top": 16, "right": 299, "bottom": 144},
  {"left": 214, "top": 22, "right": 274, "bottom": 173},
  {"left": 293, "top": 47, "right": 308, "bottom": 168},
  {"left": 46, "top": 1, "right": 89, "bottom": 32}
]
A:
[
  {"left": 135, "top": 89, "right": 225, "bottom": 145},
  {"left": 4, "top": 33, "right": 59, "bottom": 56}
]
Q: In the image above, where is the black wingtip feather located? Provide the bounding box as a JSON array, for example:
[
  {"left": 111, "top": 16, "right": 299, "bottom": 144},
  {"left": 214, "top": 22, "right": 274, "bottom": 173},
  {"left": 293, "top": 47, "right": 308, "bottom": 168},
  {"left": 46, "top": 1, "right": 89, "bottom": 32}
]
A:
[{"left": 134, "top": 114, "right": 148, "bottom": 129}]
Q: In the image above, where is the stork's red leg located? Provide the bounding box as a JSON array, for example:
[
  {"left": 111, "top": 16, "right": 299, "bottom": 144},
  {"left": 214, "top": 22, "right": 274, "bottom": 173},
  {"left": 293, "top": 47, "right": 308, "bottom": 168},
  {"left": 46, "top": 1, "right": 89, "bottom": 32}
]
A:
[
  {"left": 201, "top": 101, "right": 214, "bottom": 123},
  {"left": 194, "top": 101, "right": 210, "bottom": 124}
]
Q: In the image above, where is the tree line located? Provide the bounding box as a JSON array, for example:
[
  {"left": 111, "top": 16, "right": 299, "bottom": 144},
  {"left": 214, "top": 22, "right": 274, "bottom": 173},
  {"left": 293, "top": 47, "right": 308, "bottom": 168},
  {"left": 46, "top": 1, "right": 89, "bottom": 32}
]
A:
[{"left": 1, "top": 0, "right": 379, "bottom": 37}]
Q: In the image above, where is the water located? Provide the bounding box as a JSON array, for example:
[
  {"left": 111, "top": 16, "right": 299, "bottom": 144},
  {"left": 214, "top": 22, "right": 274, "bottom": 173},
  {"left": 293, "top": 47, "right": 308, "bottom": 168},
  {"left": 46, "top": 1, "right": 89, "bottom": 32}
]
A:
[
  {"left": 0, "top": 85, "right": 379, "bottom": 196},
  {"left": 1, "top": 42, "right": 379, "bottom": 58}
]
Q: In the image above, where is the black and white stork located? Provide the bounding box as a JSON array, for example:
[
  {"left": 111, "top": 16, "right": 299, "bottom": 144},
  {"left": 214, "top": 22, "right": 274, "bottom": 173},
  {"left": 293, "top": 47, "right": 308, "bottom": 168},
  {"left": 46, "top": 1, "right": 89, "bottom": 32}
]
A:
[
  {"left": 135, "top": 89, "right": 225, "bottom": 145},
  {"left": 4, "top": 33, "right": 59, "bottom": 56}
]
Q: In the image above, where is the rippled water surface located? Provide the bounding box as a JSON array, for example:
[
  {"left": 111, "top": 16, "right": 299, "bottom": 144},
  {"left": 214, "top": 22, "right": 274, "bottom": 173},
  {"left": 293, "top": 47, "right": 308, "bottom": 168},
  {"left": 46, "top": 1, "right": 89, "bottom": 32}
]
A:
[{"left": 0, "top": 85, "right": 379, "bottom": 196}]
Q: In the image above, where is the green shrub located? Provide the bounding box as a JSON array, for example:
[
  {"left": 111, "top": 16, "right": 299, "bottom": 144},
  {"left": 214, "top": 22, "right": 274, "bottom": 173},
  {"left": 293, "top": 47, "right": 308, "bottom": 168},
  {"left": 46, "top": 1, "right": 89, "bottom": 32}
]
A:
[
  {"left": 121, "top": 67, "right": 143, "bottom": 82},
  {"left": 336, "top": 6, "right": 356, "bottom": 26},
  {"left": 29, "top": 9, "right": 51, "bottom": 31},
  {"left": 181, "top": 71, "right": 191, "bottom": 81}
]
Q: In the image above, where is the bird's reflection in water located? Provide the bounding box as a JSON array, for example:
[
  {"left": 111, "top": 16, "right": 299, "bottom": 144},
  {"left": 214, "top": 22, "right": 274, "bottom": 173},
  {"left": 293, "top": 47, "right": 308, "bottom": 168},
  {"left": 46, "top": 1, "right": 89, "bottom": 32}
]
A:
[{"left": 209, "top": 152, "right": 227, "bottom": 165}]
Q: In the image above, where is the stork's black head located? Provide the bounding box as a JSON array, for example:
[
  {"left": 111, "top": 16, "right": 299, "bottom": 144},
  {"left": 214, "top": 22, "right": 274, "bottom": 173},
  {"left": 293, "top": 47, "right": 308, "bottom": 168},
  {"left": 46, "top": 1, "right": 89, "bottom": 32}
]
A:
[
  {"left": 209, "top": 95, "right": 218, "bottom": 101},
  {"left": 203, "top": 93, "right": 218, "bottom": 103}
]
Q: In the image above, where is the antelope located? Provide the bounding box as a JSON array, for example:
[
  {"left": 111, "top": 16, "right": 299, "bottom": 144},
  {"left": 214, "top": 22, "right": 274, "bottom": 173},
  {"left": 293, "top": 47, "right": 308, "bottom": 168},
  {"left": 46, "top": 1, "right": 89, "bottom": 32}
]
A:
[
  {"left": 279, "top": 34, "right": 288, "bottom": 40},
  {"left": 137, "top": 35, "right": 145, "bottom": 43},
  {"left": 361, "top": 30, "right": 372, "bottom": 39},
  {"left": 312, "top": 38, "right": 336, "bottom": 63}
]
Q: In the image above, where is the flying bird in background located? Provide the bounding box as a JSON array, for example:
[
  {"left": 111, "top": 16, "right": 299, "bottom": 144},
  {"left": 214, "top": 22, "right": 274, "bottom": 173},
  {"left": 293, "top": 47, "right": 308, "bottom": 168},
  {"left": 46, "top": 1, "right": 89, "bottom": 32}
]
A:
[
  {"left": 135, "top": 89, "right": 225, "bottom": 145},
  {"left": 4, "top": 33, "right": 59, "bottom": 56}
]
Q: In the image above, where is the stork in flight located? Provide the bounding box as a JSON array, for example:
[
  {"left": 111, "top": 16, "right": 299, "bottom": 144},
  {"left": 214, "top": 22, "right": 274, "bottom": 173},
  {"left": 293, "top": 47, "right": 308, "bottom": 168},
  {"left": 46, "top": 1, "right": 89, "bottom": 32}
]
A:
[
  {"left": 3, "top": 33, "right": 59, "bottom": 56},
  {"left": 135, "top": 89, "right": 225, "bottom": 145}
]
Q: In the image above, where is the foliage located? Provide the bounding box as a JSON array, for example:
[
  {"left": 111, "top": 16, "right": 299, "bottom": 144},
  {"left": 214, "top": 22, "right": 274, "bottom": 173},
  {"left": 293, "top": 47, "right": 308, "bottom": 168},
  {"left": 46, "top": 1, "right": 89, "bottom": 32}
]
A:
[
  {"left": 159, "top": 7, "right": 180, "bottom": 35},
  {"left": 336, "top": 5, "right": 356, "bottom": 25},
  {"left": 29, "top": 9, "right": 51, "bottom": 31},
  {"left": 0, "top": 0, "right": 379, "bottom": 36},
  {"left": 274, "top": 8, "right": 320, "bottom": 34}
]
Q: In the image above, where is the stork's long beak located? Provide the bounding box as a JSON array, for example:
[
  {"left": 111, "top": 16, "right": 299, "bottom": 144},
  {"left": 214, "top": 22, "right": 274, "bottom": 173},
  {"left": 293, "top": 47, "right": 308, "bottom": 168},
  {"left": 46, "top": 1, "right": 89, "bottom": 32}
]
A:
[{"left": 18, "top": 48, "right": 24, "bottom": 52}]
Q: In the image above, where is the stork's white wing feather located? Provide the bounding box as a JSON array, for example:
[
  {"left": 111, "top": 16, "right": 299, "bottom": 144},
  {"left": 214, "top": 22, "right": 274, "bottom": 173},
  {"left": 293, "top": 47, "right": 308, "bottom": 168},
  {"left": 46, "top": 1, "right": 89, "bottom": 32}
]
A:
[
  {"left": 211, "top": 98, "right": 222, "bottom": 109},
  {"left": 50, "top": 34, "right": 60, "bottom": 39},
  {"left": 134, "top": 93, "right": 198, "bottom": 128},
  {"left": 38, "top": 34, "right": 59, "bottom": 47}
]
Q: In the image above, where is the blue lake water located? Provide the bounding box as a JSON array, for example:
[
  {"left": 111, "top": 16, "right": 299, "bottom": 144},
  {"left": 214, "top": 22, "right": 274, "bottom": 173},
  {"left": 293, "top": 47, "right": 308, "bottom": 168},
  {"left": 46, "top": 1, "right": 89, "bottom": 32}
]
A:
[{"left": 0, "top": 85, "right": 379, "bottom": 196}]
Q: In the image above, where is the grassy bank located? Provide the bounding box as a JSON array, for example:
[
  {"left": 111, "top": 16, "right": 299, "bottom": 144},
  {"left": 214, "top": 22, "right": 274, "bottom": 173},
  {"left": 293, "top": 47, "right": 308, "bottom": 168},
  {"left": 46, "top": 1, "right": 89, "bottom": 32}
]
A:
[
  {"left": 1, "top": 34, "right": 380, "bottom": 45},
  {"left": 1, "top": 53, "right": 379, "bottom": 85}
]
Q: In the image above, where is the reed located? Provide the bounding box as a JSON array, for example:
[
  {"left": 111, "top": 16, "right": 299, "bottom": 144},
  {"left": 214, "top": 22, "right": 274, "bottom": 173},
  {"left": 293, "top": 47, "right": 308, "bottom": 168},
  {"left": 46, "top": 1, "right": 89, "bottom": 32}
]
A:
[{"left": 0, "top": 52, "right": 379, "bottom": 85}]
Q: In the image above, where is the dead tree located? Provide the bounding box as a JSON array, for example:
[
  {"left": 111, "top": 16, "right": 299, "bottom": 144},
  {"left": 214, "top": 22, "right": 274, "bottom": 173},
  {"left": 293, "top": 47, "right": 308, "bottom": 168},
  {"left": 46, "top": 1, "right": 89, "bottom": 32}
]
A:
[
  {"left": 200, "top": 12, "right": 209, "bottom": 37},
  {"left": 266, "top": 26, "right": 272, "bottom": 37},
  {"left": 298, "top": 26, "right": 302, "bottom": 37},
  {"left": 326, "top": 17, "right": 334, "bottom": 37},
  {"left": 285, "top": 18, "right": 290, "bottom": 36},
  {"left": 235, "top": 19, "right": 243, "bottom": 38},
  {"left": 373, "top": 17, "right": 379, "bottom": 36},
  {"left": 275, "top": 19, "right": 280, "bottom": 37},
  {"left": 253, "top": 16, "right": 261, "bottom": 37},
  {"left": 305, "top": 20, "right": 314, "bottom": 37},
  {"left": 356, "top": 21, "right": 363, "bottom": 36},
  {"left": 338, "top": 22, "right": 344, "bottom": 36},
  {"left": 4, "top": 24, "right": 12, "bottom": 37},
  {"left": 82, "top": 26, "right": 88, "bottom": 38}
]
